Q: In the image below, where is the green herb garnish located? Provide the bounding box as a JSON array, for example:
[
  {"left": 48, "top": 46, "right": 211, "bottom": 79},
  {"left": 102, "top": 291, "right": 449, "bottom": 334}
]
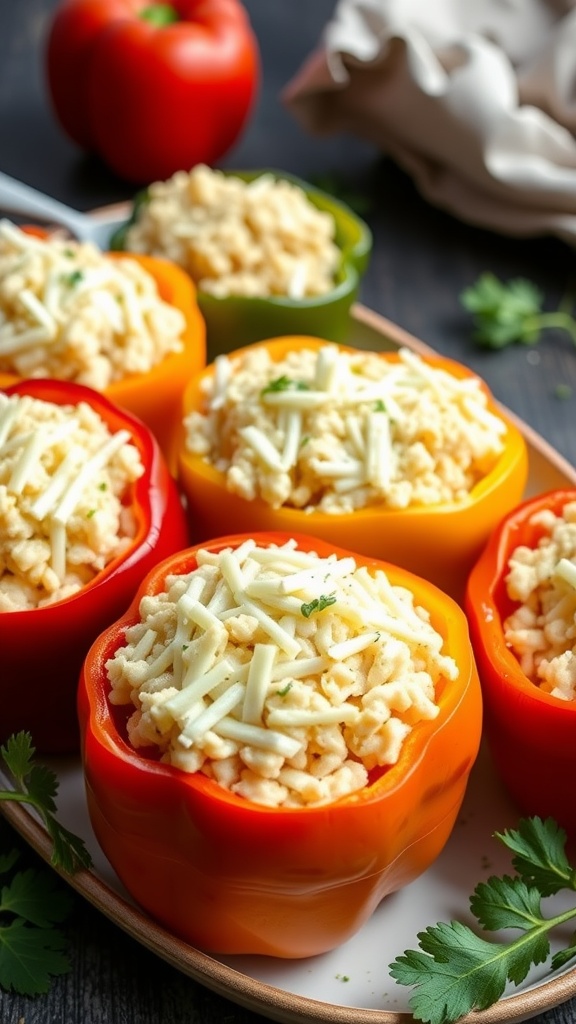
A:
[
  {"left": 0, "top": 847, "right": 73, "bottom": 995},
  {"left": 373, "top": 399, "right": 387, "bottom": 412},
  {"left": 460, "top": 273, "right": 576, "bottom": 349},
  {"left": 0, "top": 732, "right": 93, "bottom": 995},
  {"left": 389, "top": 816, "right": 576, "bottom": 1024},
  {"left": 62, "top": 269, "right": 84, "bottom": 288},
  {"left": 261, "top": 376, "right": 310, "bottom": 395},
  {"left": 0, "top": 732, "right": 92, "bottom": 874},
  {"left": 300, "top": 593, "right": 337, "bottom": 618},
  {"left": 277, "top": 682, "right": 293, "bottom": 698}
]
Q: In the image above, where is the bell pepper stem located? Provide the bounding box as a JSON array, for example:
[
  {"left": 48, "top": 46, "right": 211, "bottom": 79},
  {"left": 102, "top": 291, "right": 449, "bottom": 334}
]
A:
[{"left": 139, "top": 4, "right": 179, "bottom": 27}]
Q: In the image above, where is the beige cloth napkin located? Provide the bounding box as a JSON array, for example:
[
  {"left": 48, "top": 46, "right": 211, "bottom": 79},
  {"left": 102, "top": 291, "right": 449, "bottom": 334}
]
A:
[{"left": 283, "top": 0, "right": 576, "bottom": 244}]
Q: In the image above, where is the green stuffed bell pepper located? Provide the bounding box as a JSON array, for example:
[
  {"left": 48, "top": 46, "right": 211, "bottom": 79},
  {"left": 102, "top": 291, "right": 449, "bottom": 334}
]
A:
[{"left": 110, "top": 166, "right": 372, "bottom": 360}]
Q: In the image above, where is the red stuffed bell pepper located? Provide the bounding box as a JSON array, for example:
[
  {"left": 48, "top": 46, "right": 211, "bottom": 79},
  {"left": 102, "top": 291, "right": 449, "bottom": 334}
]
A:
[
  {"left": 79, "top": 532, "right": 482, "bottom": 958},
  {"left": 0, "top": 379, "right": 189, "bottom": 754},
  {"left": 45, "top": 0, "right": 260, "bottom": 184},
  {"left": 466, "top": 489, "right": 576, "bottom": 839}
]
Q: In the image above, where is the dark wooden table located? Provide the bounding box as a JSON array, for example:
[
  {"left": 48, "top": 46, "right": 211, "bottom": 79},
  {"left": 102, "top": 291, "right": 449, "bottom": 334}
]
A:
[{"left": 1, "top": 2, "right": 576, "bottom": 1023}]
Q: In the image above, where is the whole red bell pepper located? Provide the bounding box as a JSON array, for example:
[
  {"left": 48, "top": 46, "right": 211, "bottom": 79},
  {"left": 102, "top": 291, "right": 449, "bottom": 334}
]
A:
[
  {"left": 465, "top": 489, "right": 576, "bottom": 840},
  {"left": 0, "top": 379, "right": 189, "bottom": 754},
  {"left": 78, "top": 531, "right": 482, "bottom": 958},
  {"left": 45, "top": 0, "right": 260, "bottom": 183}
]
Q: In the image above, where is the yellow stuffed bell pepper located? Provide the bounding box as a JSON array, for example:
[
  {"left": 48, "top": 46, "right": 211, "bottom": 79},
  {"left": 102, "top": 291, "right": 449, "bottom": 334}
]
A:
[{"left": 175, "top": 337, "right": 528, "bottom": 602}]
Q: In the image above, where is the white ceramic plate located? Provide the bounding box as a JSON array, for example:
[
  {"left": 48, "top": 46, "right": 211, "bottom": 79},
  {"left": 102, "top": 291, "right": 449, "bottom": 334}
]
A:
[{"left": 2, "top": 305, "right": 576, "bottom": 1024}]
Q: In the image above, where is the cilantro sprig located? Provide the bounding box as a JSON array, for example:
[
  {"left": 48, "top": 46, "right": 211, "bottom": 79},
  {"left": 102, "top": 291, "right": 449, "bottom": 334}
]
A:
[
  {"left": 460, "top": 273, "right": 576, "bottom": 349},
  {"left": 0, "top": 732, "right": 91, "bottom": 875},
  {"left": 389, "top": 816, "right": 576, "bottom": 1024},
  {"left": 0, "top": 732, "right": 93, "bottom": 995}
]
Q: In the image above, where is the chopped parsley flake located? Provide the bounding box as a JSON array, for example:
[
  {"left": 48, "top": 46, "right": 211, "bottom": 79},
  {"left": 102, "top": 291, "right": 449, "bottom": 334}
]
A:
[
  {"left": 261, "top": 376, "right": 310, "bottom": 395},
  {"left": 63, "top": 270, "right": 84, "bottom": 287},
  {"left": 300, "top": 593, "right": 337, "bottom": 618}
]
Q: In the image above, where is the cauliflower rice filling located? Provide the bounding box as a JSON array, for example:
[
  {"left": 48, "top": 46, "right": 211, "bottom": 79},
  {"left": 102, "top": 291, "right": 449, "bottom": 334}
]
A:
[
  {"left": 504, "top": 501, "right": 576, "bottom": 701},
  {"left": 106, "top": 539, "right": 458, "bottom": 808},
  {"left": 0, "top": 392, "right": 144, "bottom": 611},
  {"left": 123, "top": 165, "right": 340, "bottom": 299},
  {"left": 185, "top": 345, "right": 508, "bottom": 513},
  {"left": 0, "top": 220, "right": 186, "bottom": 389}
]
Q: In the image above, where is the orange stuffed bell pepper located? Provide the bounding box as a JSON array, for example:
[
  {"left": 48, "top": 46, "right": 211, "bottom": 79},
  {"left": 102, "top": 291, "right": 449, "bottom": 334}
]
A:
[
  {"left": 0, "top": 378, "right": 189, "bottom": 754},
  {"left": 78, "top": 531, "right": 482, "bottom": 958},
  {"left": 175, "top": 337, "right": 528, "bottom": 602},
  {"left": 466, "top": 489, "right": 576, "bottom": 840},
  {"left": 0, "top": 223, "right": 205, "bottom": 466}
]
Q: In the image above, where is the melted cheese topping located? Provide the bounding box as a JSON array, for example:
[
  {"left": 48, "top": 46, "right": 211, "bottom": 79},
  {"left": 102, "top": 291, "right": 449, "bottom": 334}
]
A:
[
  {"left": 504, "top": 501, "right": 576, "bottom": 701},
  {"left": 184, "top": 345, "right": 508, "bottom": 513},
  {"left": 0, "top": 392, "right": 144, "bottom": 610},
  {"left": 0, "top": 221, "right": 185, "bottom": 389},
  {"left": 122, "top": 165, "right": 340, "bottom": 299},
  {"left": 107, "top": 539, "right": 458, "bottom": 808}
]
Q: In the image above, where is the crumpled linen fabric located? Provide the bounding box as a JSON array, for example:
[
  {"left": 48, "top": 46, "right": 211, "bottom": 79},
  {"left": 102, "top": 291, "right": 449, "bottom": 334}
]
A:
[{"left": 283, "top": 0, "right": 576, "bottom": 244}]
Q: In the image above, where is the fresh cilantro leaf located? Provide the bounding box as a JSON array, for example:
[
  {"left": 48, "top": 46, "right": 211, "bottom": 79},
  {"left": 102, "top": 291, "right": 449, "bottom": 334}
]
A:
[
  {"left": 261, "top": 375, "right": 310, "bottom": 395},
  {"left": 552, "top": 942, "right": 576, "bottom": 971},
  {"left": 0, "top": 734, "right": 93, "bottom": 995},
  {"left": 469, "top": 875, "right": 544, "bottom": 932},
  {"left": 2, "top": 731, "right": 36, "bottom": 780},
  {"left": 389, "top": 816, "right": 576, "bottom": 1024},
  {"left": 495, "top": 816, "right": 576, "bottom": 896},
  {"left": 0, "top": 917, "right": 69, "bottom": 996},
  {"left": 23, "top": 763, "right": 58, "bottom": 816},
  {"left": 0, "top": 850, "right": 20, "bottom": 875},
  {"left": 460, "top": 273, "right": 576, "bottom": 349},
  {"left": 44, "top": 819, "right": 93, "bottom": 877},
  {"left": 301, "top": 593, "right": 337, "bottom": 618},
  {"left": 390, "top": 922, "right": 523, "bottom": 1022},
  {"left": 0, "top": 731, "right": 92, "bottom": 871},
  {"left": 1, "top": 867, "right": 73, "bottom": 927}
]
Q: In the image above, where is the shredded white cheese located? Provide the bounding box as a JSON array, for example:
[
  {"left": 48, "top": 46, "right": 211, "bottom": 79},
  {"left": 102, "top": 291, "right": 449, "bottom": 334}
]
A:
[
  {"left": 503, "top": 500, "right": 576, "bottom": 701},
  {"left": 0, "top": 391, "right": 144, "bottom": 610},
  {"left": 106, "top": 538, "right": 458, "bottom": 808},
  {"left": 122, "top": 165, "right": 340, "bottom": 299},
  {"left": 184, "top": 345, "right": 508, "bottom": 514},
  {"left": 0, "top": 220, "right": 186, "bottom": 389}
]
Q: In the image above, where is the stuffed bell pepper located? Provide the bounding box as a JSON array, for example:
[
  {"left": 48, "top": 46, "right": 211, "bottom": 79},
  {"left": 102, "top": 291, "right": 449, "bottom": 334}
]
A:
[
  {"left": 175, "top": 336, "right": 528, "bottom": 601},
  {"left": 79, "top": 531, "right": 482, "bottom": 957},
  {"left": 111, "top": 165, "right": 372, "bottom": 358},
  {"left": 0, "top": 378, "right": 189, "bottom": 753},
  {"left": 466, "top": 489, "right": 576, "bottom": 839},
  {"left": 0, "top": 220, "right": 206, "bottom": 463}
]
